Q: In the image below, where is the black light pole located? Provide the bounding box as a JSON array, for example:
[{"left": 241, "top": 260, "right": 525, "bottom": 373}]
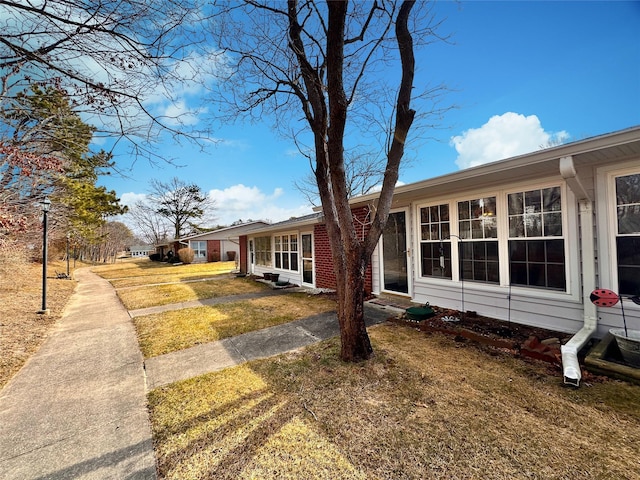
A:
[
  {"left": 66, "top": 232, "right": 70, "bottom": 277},
  {"left": 38, "top": 197, "right": 51, "bottom": 315}
]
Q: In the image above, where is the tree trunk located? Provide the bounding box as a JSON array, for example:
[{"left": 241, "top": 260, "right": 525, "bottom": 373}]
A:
[
  {"left": 286, "top": 0, "right": 416, "bottom": 363},
  {"left": 337, "top": 248, "right": 373, "bottom": 361}
]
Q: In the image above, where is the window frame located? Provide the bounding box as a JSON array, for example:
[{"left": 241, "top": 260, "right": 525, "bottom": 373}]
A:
[
  {"left": 274, "top": 233, "right": 299, "bottom": 272},
  {"left": 190, "top": 240, "right": 207, "bottom": 259},
  {"left": 612, "top": 170, "right": 640, "bottom": 296},
  {"left": 457, "top": 195, "right": 500, "bottom": 284},
  {"left": 418, "top": 203, "right": 452, "bottom": 279},
  {"left": 506, "top": 185, "right": 567, "bottom": 291},
  {"left": 253, "top": 236, "right": 272, "bottom": 267},
  {"left": 413, "top": 181, "right": 575, "bottom": 298}
]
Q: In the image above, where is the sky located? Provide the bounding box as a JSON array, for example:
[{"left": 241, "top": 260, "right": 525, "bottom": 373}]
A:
[{"left": 98, "top": 1, "right": 640, "bottom": 229}]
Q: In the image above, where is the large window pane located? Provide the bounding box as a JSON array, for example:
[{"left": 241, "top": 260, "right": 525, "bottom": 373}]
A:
[
  {"left": 618, "top": 206, "right": 640, "bottom": 234},
  {"left": 509, "top": 239, "right": 565, "bottom": 290},
  {"left": 421, "top": 243, "right": 452, "bottom": 278},
  {"left": 617, "top": 237, "right": 640, "bottom": 296},
  {"left": 420, "top": 204, "right": 451, "bottom": 279},
  {"left": 615, "top": 174, "right": 640, "bottom": 295},
  {"left": 459, "top": 240, "right": 499, "bottom": 284},
  {"left": 616, "top": 173, "right": 640, "bottom": 204}
]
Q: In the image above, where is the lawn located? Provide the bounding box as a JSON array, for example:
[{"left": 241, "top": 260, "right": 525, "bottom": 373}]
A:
[
  {"left": 0, "top": 258, "right": 86, "bottom": 389},
  {"left": 148, "top": 325, "right": 640, "bottom": 480},
  {"left": 115, "top": 277, "right": 270, "bottom": 310},
  {"left": 92, "top": 259, "right": 237, "bottom": 286},
  {"left": 135, "top": 293, "right": 337, "bottom": 358}
]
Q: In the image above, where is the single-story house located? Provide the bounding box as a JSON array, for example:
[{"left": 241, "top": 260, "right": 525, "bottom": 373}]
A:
[
  {"left": 179, "top": 221, "right": 269, "bottom": 263},
  {"left": 240, "top": 126, "right": 640, "bottom": 386},
  {"left": 128, "top": 245, "right": 155, "bottom": 257}
]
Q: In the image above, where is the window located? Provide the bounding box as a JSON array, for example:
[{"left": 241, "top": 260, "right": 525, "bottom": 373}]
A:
[
  {"left": 419, "top": 204, "right": 452, "bottom": 278},
  {"left": 254, "top": 236, "right": 271, "bottom": 267},
  {"left": 191, "top": 241, "right": 206, "bottom": 259},
  {"left": 615, "top": 173, "right": 640, "bottom": 296},
  {"left": 458, "top": 197, "right": 499, "bottom": 283},
  {"left": 507, "top": 186, "right": 565, "bottom": 290},
  {"left": 274, "top": 234, "right": 299, "bottom": 271}
]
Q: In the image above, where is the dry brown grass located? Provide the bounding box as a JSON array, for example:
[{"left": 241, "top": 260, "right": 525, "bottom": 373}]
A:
[
  {"left": 135, "top": 293, "right": 337, "bottom": 358},
  {"left": 0, "top": 258, "right": 81, "bottom": 389},
  {"left": 148, "top": 325, "right": 640, "bottom": 480},
  {"left": 116, "top": 277, "right": 271, "bottom": 310},
  {"left": 93, "top": 260, "right": 237, "bottom": 287}
]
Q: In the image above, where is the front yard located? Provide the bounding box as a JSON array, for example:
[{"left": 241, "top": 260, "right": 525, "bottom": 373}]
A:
[
  {"left": 148, "top": 326, "right": 640, "bottom": 479},
  {"left": 91, "top": 259, "right": 640, "bottom": 479}
]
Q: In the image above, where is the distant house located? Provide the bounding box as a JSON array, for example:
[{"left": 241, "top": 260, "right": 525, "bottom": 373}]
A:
[
  {"left": 239, "top": 126, "right": 640, "bottom": 386},
  {"left": 179, "top": 221, "right": 269, "bottom": 263},
  {"left": 129, "top": 245, "right": 155, "bottom": 258}
]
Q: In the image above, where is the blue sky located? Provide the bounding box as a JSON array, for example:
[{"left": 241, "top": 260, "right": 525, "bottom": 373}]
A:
[{"left": 100, "top": 1, "right": 640, "bottom": 228}]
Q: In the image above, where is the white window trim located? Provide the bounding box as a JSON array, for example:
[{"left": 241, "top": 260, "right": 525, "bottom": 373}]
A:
[
  {"left": 597, "top": 161, "right": 640, "bottom": 296},
  {"left": 274, "top": 232, "right": 300, "bottom": 272},
  {"left": 412, "top": 180, "right": 578, "bottom": 301}
]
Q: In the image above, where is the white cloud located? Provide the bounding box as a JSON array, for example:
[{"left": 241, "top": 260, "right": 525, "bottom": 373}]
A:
[
  {"left": 208, "top": 184, "right": 311, "bottom": 225},
  {"left": 119, "top": 192, "right": 148, "bottom": 207},
  {"left": 158, "top": 100, "right": 207, "bottom": 127},
  {"left": 451, "top": 112, "right": 570, "bottom": 169}
]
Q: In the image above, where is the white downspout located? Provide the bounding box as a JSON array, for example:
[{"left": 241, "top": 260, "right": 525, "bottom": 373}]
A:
[{"left": 559, "top": 156, "right": 597, "bottom": 387}]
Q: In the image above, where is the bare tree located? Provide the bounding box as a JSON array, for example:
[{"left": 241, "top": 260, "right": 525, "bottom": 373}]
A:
[
  {"left": 210, "top": 0, "right": 442, "bottom": 361},
  {"left": 126, "top": 201, "right": 171, "bottom": 245},
  {"left": 147, "top": 177, "right": 215, "bottom": 240},
  {"left": 0, "top": 0, "right": 215, "bottom": 157},
  {"left": 293, "top": 149, "right": 406, "bottom": 206}
]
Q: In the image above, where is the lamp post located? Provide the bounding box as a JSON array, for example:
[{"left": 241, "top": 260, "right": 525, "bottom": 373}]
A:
[
  {"left": 38, "top": 197, "right": 51, "bottom": 315},
  {"left": 66, "top": 232, "right": 70, "bottom": 277}
]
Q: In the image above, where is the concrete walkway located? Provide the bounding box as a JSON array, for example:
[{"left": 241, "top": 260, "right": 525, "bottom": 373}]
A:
[
  {"left": 144, "top": 306, "right": 393, "bottom": 389},
  {"left": 0, "top": 268, "right": 401, "bottom": 479},
  {"left": 0, "top": 269, "right": 156, "bottom": 480}
]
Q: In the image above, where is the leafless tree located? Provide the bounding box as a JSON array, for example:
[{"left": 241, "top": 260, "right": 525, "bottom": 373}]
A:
[
  {"left": 0, "top": 0, "right": 216, "bottom": 158},
  {"left": 126, "top": 201, "right": 171, "bottom": 245},
  {"left": 293, "top": 149, "right": 412, "bottom": 206},
  {"left": 147, "top": 177, "right": 216, "bottom": 240},
  {"left": 210, "top": 0, "right": 445, "bottom": 361}
]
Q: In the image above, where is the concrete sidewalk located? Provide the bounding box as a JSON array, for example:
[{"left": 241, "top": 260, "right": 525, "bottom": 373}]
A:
[
  {"left": 0, "top": 269, "right": 156, "bottom": 480},
  {"left": 143, "top": 305, "right": 394, "bottom": 389},
  {"left": 0, "top": 268, "right": 401, "bottom": 479}
]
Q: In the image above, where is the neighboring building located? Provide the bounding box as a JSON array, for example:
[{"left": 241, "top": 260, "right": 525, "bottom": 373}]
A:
[
  {"left": 179, "top": 221, "right": 269, "bottom": 263},
  {"left": 241, "top": 126, "right": 640, "bottom": 384},
  {"left": 129, "top": 245, "right": 155, "bottom": 257}
]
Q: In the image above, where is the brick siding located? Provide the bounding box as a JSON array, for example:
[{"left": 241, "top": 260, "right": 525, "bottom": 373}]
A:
[{"left": 314, "top": 206, "right": 373, "bottom": 293}]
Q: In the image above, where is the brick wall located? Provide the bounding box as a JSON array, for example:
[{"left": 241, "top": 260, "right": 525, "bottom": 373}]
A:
[
  {"left": 207, "top": 239, "right": 221, "bottom": 262},
  {"left": 314, "top": 206, "right": 373, "bottom": 293},
  {"left": 239, "top": 235, "right": 248, "bottom": 273}
]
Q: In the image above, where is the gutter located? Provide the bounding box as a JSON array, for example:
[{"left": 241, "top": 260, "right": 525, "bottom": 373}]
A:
[{"left": 560, "top": 156, "right": 597, "bottom": 387}]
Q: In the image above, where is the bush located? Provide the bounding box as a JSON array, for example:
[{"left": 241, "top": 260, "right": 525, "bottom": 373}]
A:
[
  {"left": 178, "top": 247, "right": 195, "bottom": 264},
  {"left": 149, "top": 253, "right": 161, "bottom": 261},
  {"left": 227, "top": 251, "right": 236, "bottom": 261}
]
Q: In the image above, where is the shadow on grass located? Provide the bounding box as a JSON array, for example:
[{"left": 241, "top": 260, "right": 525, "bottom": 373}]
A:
[{"left": 148, "top": 344, "right": 366, "bottom": 480}]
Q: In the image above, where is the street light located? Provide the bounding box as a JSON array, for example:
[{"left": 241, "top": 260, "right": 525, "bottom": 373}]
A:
[
  {"left": 38, "top": 197, "right": 51, "bottom": 315},
  {"left": 66, "top": 232, "right": 70, "bottom": 277}
]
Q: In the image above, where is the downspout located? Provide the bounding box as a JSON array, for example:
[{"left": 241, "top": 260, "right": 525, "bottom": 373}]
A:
[{"left": 559, "top": 156, "right": 597, "bottom": 387}]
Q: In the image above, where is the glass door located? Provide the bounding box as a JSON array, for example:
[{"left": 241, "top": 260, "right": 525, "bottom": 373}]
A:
[
  {"left": 301, "top": 233, "right": 314, "bottom": 285},
  {"left": 382, "top": 211, "right": 409, "bottom": 294}
]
